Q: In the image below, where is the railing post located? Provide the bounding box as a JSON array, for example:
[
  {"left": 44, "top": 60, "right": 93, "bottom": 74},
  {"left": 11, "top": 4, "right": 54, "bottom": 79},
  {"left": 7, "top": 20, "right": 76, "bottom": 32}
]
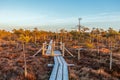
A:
[
  {"left": 62, "top": 43, "right": 65, "bottom": 56},
  {"left": 60, "top": 42, "right": 62, "bottom": 50},
  {"left": 110, "top": 41, "right": 112, "bottom": 70},
  {"left": 110, "top": 51, "right": 112, "bottom": 70},
  {"left": 44, "top": 41, "right": 47, "bottom": 48},
  {"left": 78, "top": 49, "right": 80, "bottom": 60},
  {"left": 24, "top": 53, "right": 27, "bottom": 77},
  {"left": 51, "top": 42, "right": 54, "bottom": 56},
  {"left": 23, "top": 43, "right": 27, "bottom": 78},
  {"left": 42, "top": 43, "right": 45, "bottom": 55},
  {"left": 54, "top": 41, "right": 55, "bottom": 50}
]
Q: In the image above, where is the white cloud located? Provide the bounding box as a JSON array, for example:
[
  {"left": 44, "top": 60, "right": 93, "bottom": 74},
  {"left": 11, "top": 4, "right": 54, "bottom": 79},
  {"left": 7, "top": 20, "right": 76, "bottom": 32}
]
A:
[
  {"left": 0, "top": 11, "right": 120, "bottom": 31},
  {"left": 0, "top": 9, "right": 47, "bottom": 25},
  {"left": 82, "top": 12, "right": 120, "bottom": 23}
]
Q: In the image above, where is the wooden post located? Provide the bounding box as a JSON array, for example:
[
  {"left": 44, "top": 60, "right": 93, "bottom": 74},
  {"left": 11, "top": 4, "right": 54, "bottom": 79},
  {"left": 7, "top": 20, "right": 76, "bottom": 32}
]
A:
[
  {"left": 44, "top": 41, "right": 47, "bottom": 48},
  {"left": 110, "top": 51, "right": 112, "bottom": 70},
  {"left": 97, "top": 39, "right": 99, "bottom": 54},
  {"left": 110, "top": 41, "right": 112, "bottom": 70},
  {"left": 24, "top": 53, "right": 27, "bottom": 77},
  {"left": 42, "top": 43, "right": 45, "bottom": 55},
  {"left": 51, "top": 42, "right": 54, "bottom": 56},
  {"left": 97, "top": 33, "right": 99, "bottom": 54},
  {"left": 62, "top": 43, "right": 65, "bottom": 56},
  {"left": 60, "top": 42, "right": 62, "bottom": 50},
  {"left": 78, "top": 49, "right": 80, "bottom": 60},
  {"left": 23, "top": 43, "right": 27, "bottom": 77},
  {"left": 54, "top": 41, "right": 55, "bottom": 50},
  {"left": 35, "top": 35, "right": 36, "bottom": 44},
  {"left": 54, "top": 41, "right": 56, "bottom": 47}
]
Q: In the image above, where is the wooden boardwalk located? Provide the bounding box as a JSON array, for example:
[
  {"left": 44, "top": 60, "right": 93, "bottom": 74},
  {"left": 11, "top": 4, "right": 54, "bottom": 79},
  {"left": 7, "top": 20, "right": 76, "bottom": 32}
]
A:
[
  {"left": 49, "top": 51, "right": 68, "bottom": 80},
  {"left": 46, "top": 40, "right": 69, "bottom": 80},
  {"left": 46, "top": 40, "right": 53, "bottom": 54}
]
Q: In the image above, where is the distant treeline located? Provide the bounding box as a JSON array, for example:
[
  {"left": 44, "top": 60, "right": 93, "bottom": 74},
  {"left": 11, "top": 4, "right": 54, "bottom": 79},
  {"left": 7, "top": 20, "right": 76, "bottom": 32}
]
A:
[{"left": 0, "top": 27, "right": 120, "bottom": 48}]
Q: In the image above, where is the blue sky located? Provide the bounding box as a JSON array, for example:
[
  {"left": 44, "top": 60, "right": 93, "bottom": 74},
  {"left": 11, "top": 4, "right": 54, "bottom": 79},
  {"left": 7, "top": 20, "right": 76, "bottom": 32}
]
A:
[{"left": 0, "top": 0, "right": 120, "bottom": 31}]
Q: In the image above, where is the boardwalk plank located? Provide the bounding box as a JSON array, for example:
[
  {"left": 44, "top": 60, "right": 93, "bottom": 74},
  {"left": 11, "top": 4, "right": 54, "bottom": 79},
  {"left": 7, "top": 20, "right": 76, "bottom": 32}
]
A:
[
  {"left": 49, "top": 57, "right": 59, "bottom": 80},
  {"left": 60, "top": 56, "right": 69, "bottom": 80},
  {"left": 47, "top": 40, "right": 69, "bottom": 80},
  {"left": 56, "top": 56, "right": 63, "bottom": 80}
]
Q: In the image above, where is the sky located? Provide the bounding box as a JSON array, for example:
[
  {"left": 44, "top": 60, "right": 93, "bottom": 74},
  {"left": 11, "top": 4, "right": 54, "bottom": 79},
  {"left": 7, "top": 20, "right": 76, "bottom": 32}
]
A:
[{"left": 0, "top": 0, "right": 120, "bottom": 31}]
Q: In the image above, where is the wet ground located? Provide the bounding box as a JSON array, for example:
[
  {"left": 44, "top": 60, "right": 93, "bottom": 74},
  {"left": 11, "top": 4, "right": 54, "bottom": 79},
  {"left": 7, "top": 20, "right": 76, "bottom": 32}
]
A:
[
  {"left": 65, "top": 48, "right": 120, "bottom": 80},
  {"left": 0, "top": 43, "right": 53, "bottom": 80},
  {"left": 0, "top": 42, "right": 120, "bottom": 80}
]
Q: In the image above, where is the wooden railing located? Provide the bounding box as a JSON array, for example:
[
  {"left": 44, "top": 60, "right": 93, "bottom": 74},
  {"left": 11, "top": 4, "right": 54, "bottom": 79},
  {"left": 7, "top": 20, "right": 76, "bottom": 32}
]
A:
[{"left": 32, "top": 40, "right": 74, "bottom": 80}]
